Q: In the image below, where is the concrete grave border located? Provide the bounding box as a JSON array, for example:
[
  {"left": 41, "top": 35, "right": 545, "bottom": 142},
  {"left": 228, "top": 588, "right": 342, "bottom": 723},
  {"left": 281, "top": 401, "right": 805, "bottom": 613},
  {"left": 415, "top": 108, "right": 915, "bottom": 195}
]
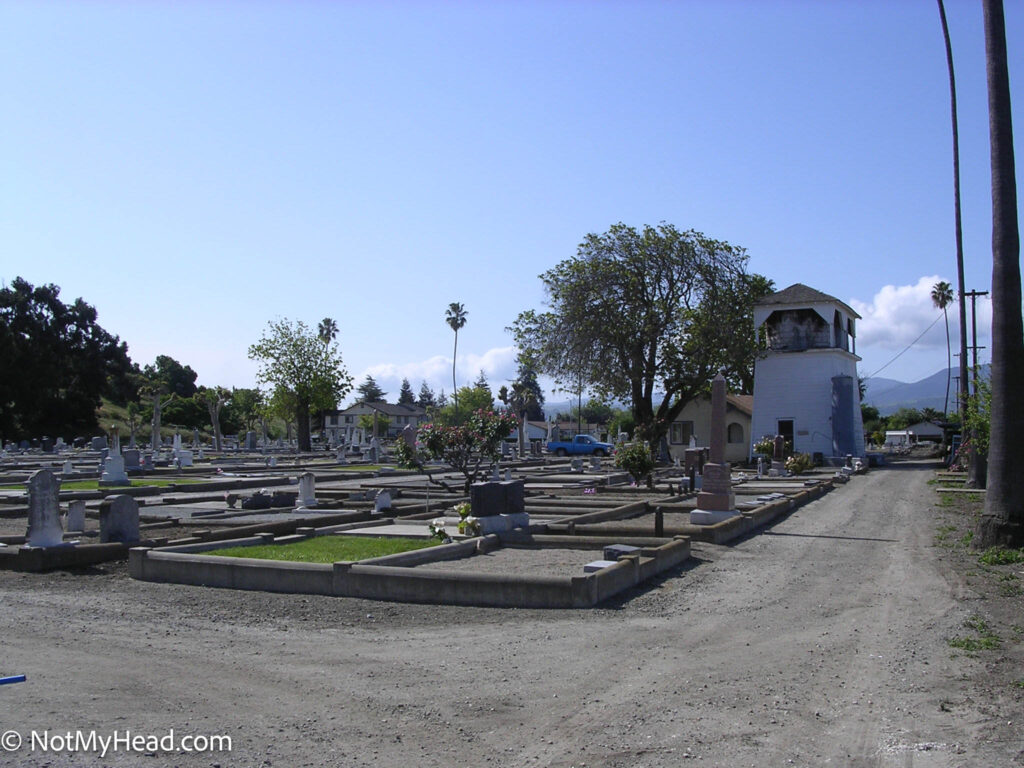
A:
[{"left": 129, "top": 530, "right": 691, "bottom": 608}]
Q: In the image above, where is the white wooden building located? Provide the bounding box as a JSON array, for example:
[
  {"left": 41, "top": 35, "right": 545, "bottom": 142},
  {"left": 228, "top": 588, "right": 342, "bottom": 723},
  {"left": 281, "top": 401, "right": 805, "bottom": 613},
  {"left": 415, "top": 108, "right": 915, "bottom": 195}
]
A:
[{"left": 750, "top": 284, "right": 866, "bottom": 461}]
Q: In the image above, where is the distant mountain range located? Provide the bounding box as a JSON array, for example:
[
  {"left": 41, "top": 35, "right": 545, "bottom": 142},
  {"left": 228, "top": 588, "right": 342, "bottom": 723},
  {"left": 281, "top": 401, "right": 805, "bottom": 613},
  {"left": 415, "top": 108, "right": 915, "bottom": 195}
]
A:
[{"left": 862, "top": 365, "right": 990, "bottom": 416}]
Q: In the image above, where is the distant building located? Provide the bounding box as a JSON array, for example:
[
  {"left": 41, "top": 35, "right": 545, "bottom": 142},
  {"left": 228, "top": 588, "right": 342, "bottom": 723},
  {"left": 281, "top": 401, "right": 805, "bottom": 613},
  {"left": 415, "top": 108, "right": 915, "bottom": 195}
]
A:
[
  {"left": 323, "top": 401, "right": 427, "bottom": 441},
  {"left": 750, "top": 283, "right": 866, "bottom": 461},
  {"left": 667, "top": 394, "right": 753, "bottom": 464}
]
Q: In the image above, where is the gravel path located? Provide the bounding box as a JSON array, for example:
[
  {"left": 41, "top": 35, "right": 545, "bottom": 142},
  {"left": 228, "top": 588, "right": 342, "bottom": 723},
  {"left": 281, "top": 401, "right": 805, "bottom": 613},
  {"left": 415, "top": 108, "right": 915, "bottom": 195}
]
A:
[{"left": 1, "top": 458, "right": 1020, "bottom": 767}]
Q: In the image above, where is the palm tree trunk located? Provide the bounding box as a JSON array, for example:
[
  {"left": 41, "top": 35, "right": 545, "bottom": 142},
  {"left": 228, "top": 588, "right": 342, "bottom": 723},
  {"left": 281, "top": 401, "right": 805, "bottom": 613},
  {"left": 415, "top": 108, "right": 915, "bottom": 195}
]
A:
[
  {"left": 937, "top": 0, "right": 972, "bottom": 469},
  {"left": 943, "top": 307, "right": 951, "bottom": 415},
  {"left": 977, "top": 0, "right": 1024, "bottom": 547},
  {"left": 452, "top": 331, "right": 459, "bottom": 423}
]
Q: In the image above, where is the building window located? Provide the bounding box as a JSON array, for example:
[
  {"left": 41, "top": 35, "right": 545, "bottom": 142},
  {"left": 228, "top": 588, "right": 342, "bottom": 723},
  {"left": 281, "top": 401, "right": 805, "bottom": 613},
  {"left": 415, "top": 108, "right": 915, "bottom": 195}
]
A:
[
  {"left": 727, "top": 422, "right": 744, "bottom": 444},
  {"left": 345, "top": 416, "right": 353, "bottom": 424},
  {"left": 670, "top": 421, "right": 693, "bottom": 445}
]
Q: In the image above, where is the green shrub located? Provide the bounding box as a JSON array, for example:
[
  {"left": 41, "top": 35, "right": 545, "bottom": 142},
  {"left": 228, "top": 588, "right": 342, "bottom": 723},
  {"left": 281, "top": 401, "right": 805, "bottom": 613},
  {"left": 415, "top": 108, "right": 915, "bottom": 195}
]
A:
[
  {"left": 614, "top": 441, "right": 656, "bottom": 484},
  {"left": 784, "top": 453, "right": 814, "bottom": 474}
]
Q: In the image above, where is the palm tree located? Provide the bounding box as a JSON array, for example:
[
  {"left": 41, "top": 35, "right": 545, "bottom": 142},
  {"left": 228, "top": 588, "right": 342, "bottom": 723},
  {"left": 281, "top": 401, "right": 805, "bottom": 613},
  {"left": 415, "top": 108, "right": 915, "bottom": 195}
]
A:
[
  {"left": 445, "top": 302, "right": 468, "bottom": 422},
  {"left": 936, "top": 0, "right": 970, "bottom": 430},
  {"left": 318, "top": 317, "right": 338, "bottom": 344},
  {"left": 978, "top": 0, "right": 1024, "bottom": 548},
  {"left": 931, "top": 281, "right": 954, "bottom": 416}
]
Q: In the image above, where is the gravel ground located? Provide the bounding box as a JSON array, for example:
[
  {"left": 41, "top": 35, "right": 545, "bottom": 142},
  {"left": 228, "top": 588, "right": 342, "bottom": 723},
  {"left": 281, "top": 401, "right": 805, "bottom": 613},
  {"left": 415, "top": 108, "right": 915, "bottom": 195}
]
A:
[{"left": 1, "top": 458, "right": 1021, "bottom": 767}]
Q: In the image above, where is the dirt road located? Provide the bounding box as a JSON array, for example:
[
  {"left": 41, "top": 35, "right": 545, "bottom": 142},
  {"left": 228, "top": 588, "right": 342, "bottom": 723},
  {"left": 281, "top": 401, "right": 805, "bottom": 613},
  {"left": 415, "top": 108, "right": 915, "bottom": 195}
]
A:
[{"left": 2, "top": 459, "right": 1021, "bottom": 767}]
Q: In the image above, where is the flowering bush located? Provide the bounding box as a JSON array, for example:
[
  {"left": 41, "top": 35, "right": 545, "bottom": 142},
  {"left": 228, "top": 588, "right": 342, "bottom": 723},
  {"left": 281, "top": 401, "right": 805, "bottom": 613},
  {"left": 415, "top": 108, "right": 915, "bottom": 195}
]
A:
[
  {"left": 428, "top": 518, "right": 451, "bottom": 543},
  {"left": 614, "top": 441, "right": 656, "bottom": 484},
  {"left": 392, "top": 438, "right": 423, "bottom": 469},
  {"left": 418, "top": 409, "right": 520, "bottom": 493},
  {"left": 753, "top": 437, "right": 776, "bottom": 457},
  {"left": 784, "top": 453, "right": 814, "bottom": 474}
]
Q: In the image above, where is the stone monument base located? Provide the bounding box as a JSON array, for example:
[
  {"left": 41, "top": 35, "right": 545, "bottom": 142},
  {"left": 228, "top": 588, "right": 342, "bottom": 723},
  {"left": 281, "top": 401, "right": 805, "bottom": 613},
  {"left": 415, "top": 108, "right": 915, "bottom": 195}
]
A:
[{"left": 689, "top": 508, "right": 741, "bottom": 526}]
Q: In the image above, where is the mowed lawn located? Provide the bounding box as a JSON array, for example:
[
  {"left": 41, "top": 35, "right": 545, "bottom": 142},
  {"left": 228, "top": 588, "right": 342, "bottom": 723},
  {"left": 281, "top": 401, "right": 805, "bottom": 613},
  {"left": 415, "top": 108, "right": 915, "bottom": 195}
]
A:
[{"left": 205, "top": 535, "right": 438, "bottom": 563}]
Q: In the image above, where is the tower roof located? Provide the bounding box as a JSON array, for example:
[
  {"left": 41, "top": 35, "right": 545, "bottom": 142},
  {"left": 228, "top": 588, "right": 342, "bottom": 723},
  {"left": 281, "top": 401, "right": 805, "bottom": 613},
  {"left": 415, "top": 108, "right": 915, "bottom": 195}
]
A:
[{"left": 755, "top": 283, "right": 860, "bottom": 319}]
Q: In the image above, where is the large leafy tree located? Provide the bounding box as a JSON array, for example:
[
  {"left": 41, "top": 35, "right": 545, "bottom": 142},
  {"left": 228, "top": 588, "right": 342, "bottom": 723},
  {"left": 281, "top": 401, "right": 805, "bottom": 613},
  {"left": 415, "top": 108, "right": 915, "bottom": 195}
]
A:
[
  {"left": 508, "top": 352, "right": 545, "bottom": 421},
  {"left": 142, "top": 355, "right": 198, "bottom": 398},
  {"left": 248, "top": 318, "right": 353, "bottom": 452},
  {"left": 0, "top": 278, "right": 133, "bottom": 440},
  {"left": 977, "top": 0, "right": 1024, "bottom": 547},
  {"left": 445, "top": 302, "right": 468, "bottom": 421},
  {"left": 511, "top": 223, "right": 760, "bottom": 445}
]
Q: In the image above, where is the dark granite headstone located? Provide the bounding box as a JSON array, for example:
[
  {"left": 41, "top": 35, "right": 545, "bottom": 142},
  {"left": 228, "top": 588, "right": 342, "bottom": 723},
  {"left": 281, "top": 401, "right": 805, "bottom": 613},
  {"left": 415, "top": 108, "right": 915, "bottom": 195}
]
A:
[{"left": 99, "top": 494, "right": 139, "bottom": 543}]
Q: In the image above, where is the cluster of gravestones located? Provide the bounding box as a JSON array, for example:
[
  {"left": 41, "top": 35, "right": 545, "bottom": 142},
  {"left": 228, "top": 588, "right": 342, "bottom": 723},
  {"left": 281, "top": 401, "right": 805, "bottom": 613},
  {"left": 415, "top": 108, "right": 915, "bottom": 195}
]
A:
[{"left": 25, "top": 469, "right": 140, "bottom": 548}]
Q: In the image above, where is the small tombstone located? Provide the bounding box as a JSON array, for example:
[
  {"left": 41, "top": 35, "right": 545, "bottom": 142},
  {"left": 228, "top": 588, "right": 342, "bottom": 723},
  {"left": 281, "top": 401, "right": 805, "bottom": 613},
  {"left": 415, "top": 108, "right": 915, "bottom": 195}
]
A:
[
  {"left": 267, "top": 456, "right": 278, "bottom": 468},
  {"left": 241, "top": 491, "right": 272, "bottom": 510},
  {"left": 491, "top": 465, "right": 501, "bottom": 482},
  {"left": 62, "top": 459, "right": 74, "bottom": 475},
  {"left": 140, "top": 452, "right": 155, "bottom": 471},
  {"left": 590, "top": 456, "right": 603, "bottom": 472},
  {"left": 245, "top": 431, "right": 258, "bottom": 451},
  {"left": 65, "top": 499, "right": 86, "bottom": 532},
  {"left": 173, "top": 433, "right": 183, "bottom": 452},
  {"left": 100, "top": 453, "right": 129, "bottom": 485},
  {"left": 90, "top": 436, "right": 108, "bottom": 451},
  {"left": 123, "top": 449, "right": 141, "bottom": 471},
  {"left": 570, "top": 458, "right": 584, "bottom": 473},
  {"left": 176, "top": 450, "right": 193, "bottom": 467},
  {"left": 296, "top": 472, "right": 316, "bottom": 508},
  {"left": 192, "top": 428, "right": 201, "bottom": 449},
  {"left": 41, "top": 437, "right": 54, "bottom": 453},
  {"left": 500, "top": 441, "right": 510, "bottom": 457},
  {"left": 504, "top": 468, "right": 512, "bottom": 482},
  {"left": 197, "top": 448, "right": 205, "bottom": 460},
  {"left": 26, "top": 469, "right": 64, "bottom": 547},
  {"left": 99, "top": 495, "right": 140, "bottom": 543},
  {"left": 399, "top": 424, "right": 416, "bottom": 451},
  {"left": 773, "top": 435, "right": 786, "bottom": 461},
  {"left": 373, "top": 490, "right": 392, "bottom": 515}
]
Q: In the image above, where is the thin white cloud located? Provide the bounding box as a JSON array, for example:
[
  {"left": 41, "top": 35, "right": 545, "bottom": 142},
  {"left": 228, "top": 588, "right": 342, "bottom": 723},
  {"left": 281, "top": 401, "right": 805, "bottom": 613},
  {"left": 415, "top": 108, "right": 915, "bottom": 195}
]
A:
[{"left": 354, "top": 346, "right": 519, "bottom": 402}]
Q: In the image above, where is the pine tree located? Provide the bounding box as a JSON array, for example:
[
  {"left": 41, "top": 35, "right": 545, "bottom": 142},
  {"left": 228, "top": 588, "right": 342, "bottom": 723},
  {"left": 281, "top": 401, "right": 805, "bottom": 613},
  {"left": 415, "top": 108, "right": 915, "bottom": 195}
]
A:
[{"left": 398, "top": 378, "right": 415, "bottom": 405}]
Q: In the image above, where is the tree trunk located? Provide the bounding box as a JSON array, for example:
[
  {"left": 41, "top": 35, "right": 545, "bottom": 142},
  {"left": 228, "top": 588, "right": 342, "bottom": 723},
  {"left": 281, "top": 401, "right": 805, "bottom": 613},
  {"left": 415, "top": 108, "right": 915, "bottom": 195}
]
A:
[
  {"left": 977, "top": 0, "right": 1024, "bottom": 547},
  {"left": 151, "top": 394, "right": 162, "bottom": 449},
  {"left": 937, "top": 0, "right": 972, "bottom": 470},
  {"left": 296, "top": 399, "right": 312, "bottom": 452}
]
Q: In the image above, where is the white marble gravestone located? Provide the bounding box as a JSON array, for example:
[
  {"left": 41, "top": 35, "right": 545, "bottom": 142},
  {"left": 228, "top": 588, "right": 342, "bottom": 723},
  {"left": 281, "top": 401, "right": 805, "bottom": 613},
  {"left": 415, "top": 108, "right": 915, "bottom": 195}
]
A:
[
  {"left": 296, "top": 472, "right": 317, "bottom": 508},
  {"left": 26, "top": 469, "right": 64, "bottom": 547},
  {"left": 100, "top": 453, "right": 129, "bottom": 485},
  {"left": 65, "top": 499, "right": 86, "bottom": 532}
]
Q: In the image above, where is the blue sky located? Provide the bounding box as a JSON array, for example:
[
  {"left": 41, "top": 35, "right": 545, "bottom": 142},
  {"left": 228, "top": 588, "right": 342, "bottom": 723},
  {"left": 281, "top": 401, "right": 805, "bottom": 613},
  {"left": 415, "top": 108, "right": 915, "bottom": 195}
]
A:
[{"left": 3, "top": 0, "right": 1019, "bottom": 406}]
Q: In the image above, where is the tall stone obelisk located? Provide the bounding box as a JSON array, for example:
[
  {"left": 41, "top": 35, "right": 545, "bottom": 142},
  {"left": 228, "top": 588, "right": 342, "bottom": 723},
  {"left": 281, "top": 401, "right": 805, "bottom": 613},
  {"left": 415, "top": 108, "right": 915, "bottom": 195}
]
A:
[{"left": 690, "top": 372, "right": 741, "bottom": 525}]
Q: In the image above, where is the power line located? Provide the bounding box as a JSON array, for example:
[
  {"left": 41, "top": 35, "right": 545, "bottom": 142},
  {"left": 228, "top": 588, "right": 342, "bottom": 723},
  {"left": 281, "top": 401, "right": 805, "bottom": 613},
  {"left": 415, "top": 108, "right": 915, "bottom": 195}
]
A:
[{"left": 862, "top": 312, "right": 944, "bottom": 381}]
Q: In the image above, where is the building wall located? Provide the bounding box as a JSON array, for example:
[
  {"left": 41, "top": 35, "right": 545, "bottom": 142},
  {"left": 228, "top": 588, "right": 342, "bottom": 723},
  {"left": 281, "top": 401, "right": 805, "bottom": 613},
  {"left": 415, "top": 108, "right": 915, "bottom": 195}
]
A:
[
  {"left": 751, "top": 349, "right": 865, "bottom": 459},
  {"left": 667, "top": 399, "right": 751, "bottom": 464}
]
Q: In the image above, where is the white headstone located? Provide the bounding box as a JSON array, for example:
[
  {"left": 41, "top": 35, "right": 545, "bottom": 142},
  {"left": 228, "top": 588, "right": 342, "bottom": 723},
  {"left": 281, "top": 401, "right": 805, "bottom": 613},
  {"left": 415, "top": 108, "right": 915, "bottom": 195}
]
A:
[
  {"left": 26, "top": 469, "right": 64, "bottom": 547},
  {"left": 100, "top": 454, "right": 129, "bottom": 485},
  {"left": 267, "top": 456, "right": 278, "bottom": 468},
  {"left": 176, "top": 450, "right": 193, "bottom": 467},
  {"left": 373, "top": 490, "right": 392, "bottom": 514},
  {"left": 65, "top": 499, "right": 86, "bottom": 532},
  {"left": 62, "top": 459, "right": 74, "bottom": 475},
  {"left": 296, "top": 472, "right": 316, "bottom": 508}
]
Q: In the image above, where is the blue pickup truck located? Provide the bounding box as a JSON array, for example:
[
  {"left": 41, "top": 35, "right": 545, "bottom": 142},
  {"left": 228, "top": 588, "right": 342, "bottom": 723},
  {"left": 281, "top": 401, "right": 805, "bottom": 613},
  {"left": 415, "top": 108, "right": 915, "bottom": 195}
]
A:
[{"left": 546, "top": 434, "right": 615, "bottom": 457}]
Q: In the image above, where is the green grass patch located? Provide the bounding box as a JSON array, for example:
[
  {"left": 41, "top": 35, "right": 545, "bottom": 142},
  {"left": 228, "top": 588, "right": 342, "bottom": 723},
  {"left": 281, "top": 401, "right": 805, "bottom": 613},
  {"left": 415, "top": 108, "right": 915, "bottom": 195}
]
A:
[
  {"left": 948, "top": 615, "right": 1001, "bottom": 654},
  {"left": 205, "top": 535, "right": 438, "bottom": 563},
  {"left": 978, "top": 547, "right": 1024, "bottom": 566}
]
